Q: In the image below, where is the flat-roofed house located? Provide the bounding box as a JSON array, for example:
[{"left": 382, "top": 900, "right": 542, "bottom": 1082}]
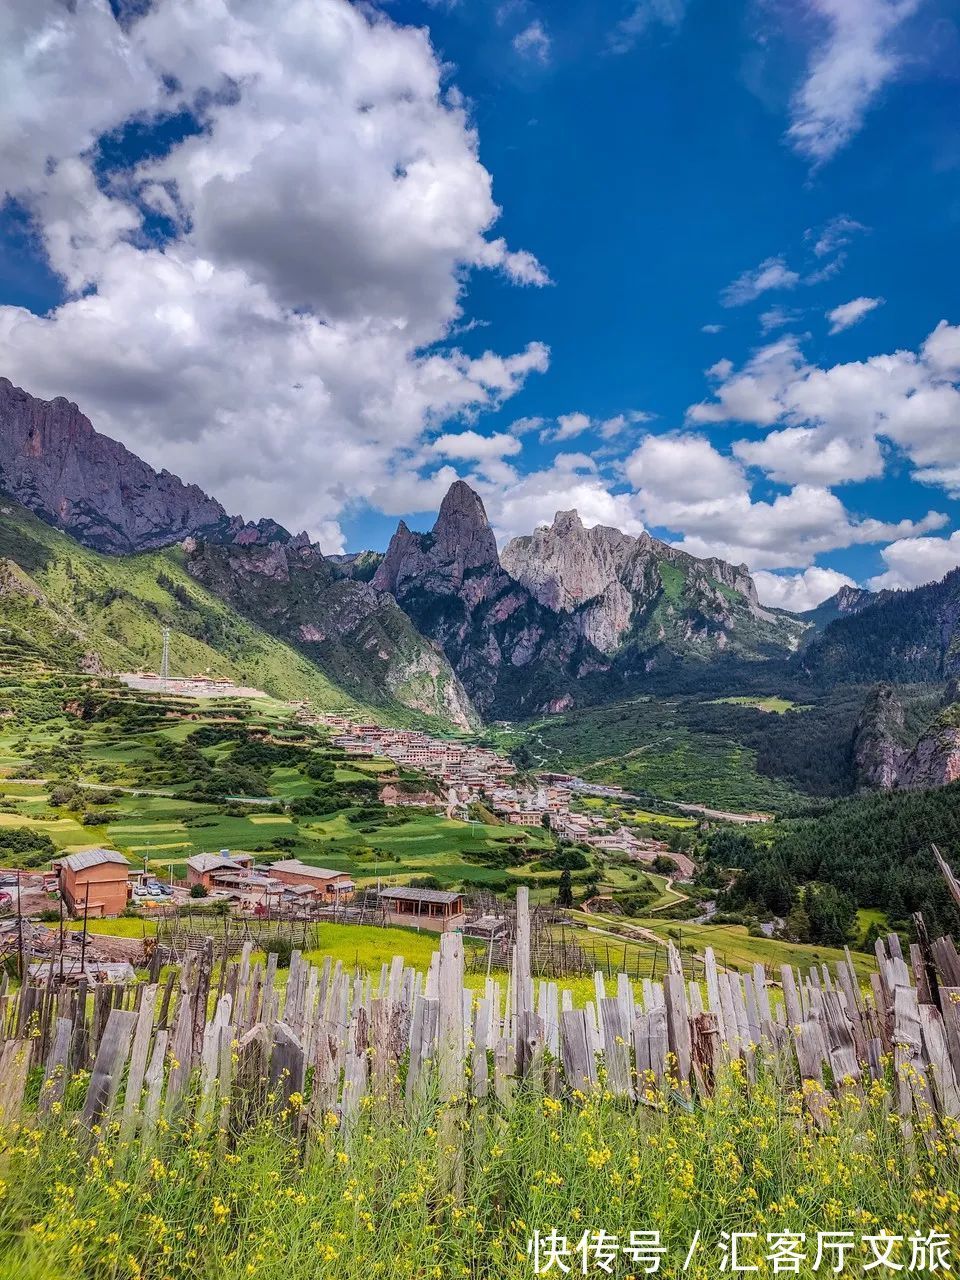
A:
[
  {"left": 186, "top": 852, "right": 255, "bottom": 892},
  {"left": 378, "top": 886, "right": 465, "bottom": 932},
  {"left": 54, "top": 849, "right": 131, "bottom": 918},
  {"left": 266, "top": 860, "right": 355, "bottom": 901}
]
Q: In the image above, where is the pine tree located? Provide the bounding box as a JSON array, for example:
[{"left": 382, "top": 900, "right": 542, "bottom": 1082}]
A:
[{"left": 557, "top": 868, "right": 574, "bottom": 908}]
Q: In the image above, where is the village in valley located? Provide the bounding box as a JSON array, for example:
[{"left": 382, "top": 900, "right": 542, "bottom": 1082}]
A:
[
  {"left": 0, "top": 686, "right": 702, "bottom": 990},
  {"left": 320, "top": 713, "right": 695, "bottom": 874}
]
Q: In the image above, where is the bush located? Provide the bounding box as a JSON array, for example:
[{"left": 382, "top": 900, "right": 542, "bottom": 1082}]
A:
[
  {"left": 0, "top": 826, "right": 58, "bottom": 868},
  {"left": 261, "top": 935, "right": 294, "bottom": 968},
  {"left": 537, "top": 848, "right": 590, "bottom": 872},
  {"left": 613, "top": 888, "right": 656, "bottom": 916},
  {"left": 189, "top": 883, "right": 208, "bottom": 899},
  {"left": 49, "top": 786, "right": 81, "bottom": 808}
]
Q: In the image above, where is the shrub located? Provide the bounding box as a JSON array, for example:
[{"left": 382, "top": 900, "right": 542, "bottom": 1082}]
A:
[
  {"left": 189, "top": 883, "right": 209, "bottom": 899},
  {"left": 261, "top": 935, "right": 294, "bottom": 968}
]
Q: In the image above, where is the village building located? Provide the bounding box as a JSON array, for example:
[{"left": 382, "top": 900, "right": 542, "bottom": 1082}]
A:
[
  {"left": 378, "top": 886, "right": 465, "bottom": 931},
  {"left": 185, "top": 851, "right": 255, "bottom": 892},
  {"left": 54, "top": 849, "right": 131, "bottom": 918},
  {"left": 266, "top": 860, "right": 355, "bottom": 900}
]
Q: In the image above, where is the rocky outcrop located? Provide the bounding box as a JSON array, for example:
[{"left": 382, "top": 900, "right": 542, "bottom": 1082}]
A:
[
  {"left": 187, "top": 522, "right": 478, "bottom": 730},
  {"left": 502, "top": 508, "right": 804, "bottom": 659},
  {"left": 501, "top": 511, "right": 636, "bottom": 613},
  {"left": 798, "top": 584, "right": 881, "bottom": 636},
  {"left": 0, "top": 377, "right": 233, "bottom": 553},
  {"left": 374, "top": 483, "right": 604, "bottom": 716},
  {"left": 853, "top": 683, "right": 960, "bottom": 793},
  {"left": 853, "top": 684, "right": 907, "bottom": 790},
  {"left": 897, "top": 705, "right": 960, "bottom": 789}
]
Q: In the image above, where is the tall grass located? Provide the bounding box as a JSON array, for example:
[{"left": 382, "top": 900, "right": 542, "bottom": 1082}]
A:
[{"left": 1, "top": 1058, "right": 958, "bottom": 1279}]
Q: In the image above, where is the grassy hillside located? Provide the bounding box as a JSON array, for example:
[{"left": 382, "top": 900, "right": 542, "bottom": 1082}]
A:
[
  {"left": 513, "top": 695, "right": 845, "bottom": 812},
  {"left": 0, "top": 501, "right": 396, "bottom": 718}
]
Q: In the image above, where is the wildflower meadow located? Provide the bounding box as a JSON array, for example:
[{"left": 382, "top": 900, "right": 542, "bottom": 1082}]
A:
[{"left": 0, "top": 1059, "right": 958, "bottom": 1280}]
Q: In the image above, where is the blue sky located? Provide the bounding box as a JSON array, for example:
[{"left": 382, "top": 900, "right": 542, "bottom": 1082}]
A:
[{"left": 1, "top": 0, "right": 960, "bottom": 609}]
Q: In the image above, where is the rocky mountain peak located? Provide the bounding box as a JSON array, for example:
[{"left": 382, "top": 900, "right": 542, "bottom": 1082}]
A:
[
  {"left": 374, "top": 481, "right": 502, "bottom": 601},
  {"left": 549, "top": 509, "right": 585, "bottom": 535},
  {"left": 432, "top": 480, "right": 499, "bottom": 570},
  {"left": 502, "top": 509, "right": 636, "bottom": 617},
  {"left": 834, "top": 585, "right": 871, "bottom": 612},
  {"left": 0, "top": 375, "right": 232, "bottom": 554}
]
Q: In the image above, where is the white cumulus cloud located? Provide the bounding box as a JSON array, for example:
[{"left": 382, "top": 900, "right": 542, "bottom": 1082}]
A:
[
  {"left": 688, "top": 321, "right": 960, "bottom": 494},
  {"left": 827, "top": 296, "right": 884, "bottom": 333},
  {"left": 624, "top": 432, "right": 945, "bottom": 569},
  {"left": 868, "top": 530, "right": 960, "bottom": 589},
  {"left": 432, "top": 431, "right": 523, "bottom": 462},
  {"left": 0, "top": 0, "right": 550, "bottom": 542},
  {"left": 752, "top": 566, "right": 857, "bottom": 612}
]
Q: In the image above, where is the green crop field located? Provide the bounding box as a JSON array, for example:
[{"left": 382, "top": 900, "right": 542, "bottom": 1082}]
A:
[{"left": 709, "top": 695, "right": 804, "bottom": 713}]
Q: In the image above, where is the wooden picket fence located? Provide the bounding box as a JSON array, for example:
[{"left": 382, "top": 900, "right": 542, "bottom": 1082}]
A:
[{"left": 2, "top": 888, "right": 960, "bottom": 1141}]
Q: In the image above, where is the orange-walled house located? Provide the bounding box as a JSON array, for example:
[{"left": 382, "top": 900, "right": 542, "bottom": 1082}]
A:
[{"left": 54, "top": 849, "right": 131, "bottom": 918}]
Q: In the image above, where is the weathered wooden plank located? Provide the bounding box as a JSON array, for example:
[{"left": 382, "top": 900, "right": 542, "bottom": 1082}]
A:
[
  {"left": 560, "top": 1009, "right": 595, "bottom": 1093},
  {"left": 39, "top": 1016, "right": 72, "bottom": 1116},
  {"left": 664, "top": 972, "right": 691, "bottom": 1086},
  {"left": 120, "top": 982, "right": 158, "bottom": 1139},
  {"left": 82, "top": 1008, "right": 138, "bottom": 1131}
]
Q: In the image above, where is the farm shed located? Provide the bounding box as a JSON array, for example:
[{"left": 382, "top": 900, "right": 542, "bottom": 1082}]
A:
[{"left": 378, "top": 886, "right": 465, "bottom": 931}]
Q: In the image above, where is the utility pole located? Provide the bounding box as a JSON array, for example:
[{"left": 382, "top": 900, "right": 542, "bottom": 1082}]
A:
[
  {"left": 16, "top": 869, "right": 24, "bottom": 982},
  {"left": 79, "top": 890, "right": 90, "bottom": 975},
  {"left": 160, "top": 627, "right": 171, "bottom": 690}
]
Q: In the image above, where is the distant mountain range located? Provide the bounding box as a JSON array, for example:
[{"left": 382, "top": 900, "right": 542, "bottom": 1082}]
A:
[{"left": 2, "top": 374, "right": 959, "bottom": 741}]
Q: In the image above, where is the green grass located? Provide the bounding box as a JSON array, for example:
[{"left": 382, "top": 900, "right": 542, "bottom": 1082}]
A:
[
  {"left": 302, "top": 922, "right": 442, "bottom": 972},
  {"left": 855, "top": 907, "right": 889, "bottom": 947},
  {"left": 65, "top": 917, "right": 158, "bottom": 938},
  {"left": 631, "top": 917, "right": 877, "bottom": 981},
  {"left": 1, "top": 1056, "right": 955, "bottom": 1280},
  {"left": 524, "top": 698, "right": 805, "bottom": 813},
  {"left": 710, "top": 696, "right": 801, "bottom": 714},
  {"left": 0, "top": 501, "right": 365, "bottom": 713},
  {"left": 657, "top": 558, "right": 685, "bottom": 602}
]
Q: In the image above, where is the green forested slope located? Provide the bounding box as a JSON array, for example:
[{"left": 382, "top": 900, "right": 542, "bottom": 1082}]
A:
[
  {"left": 800, "top": 568, "right": 960, "bottom": 684},
  {"left": 707, "top": 783, "right": 960, "bottom": 937},
  {"left": 0, "top": 501, "right": 365, "bottom": 711}
]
